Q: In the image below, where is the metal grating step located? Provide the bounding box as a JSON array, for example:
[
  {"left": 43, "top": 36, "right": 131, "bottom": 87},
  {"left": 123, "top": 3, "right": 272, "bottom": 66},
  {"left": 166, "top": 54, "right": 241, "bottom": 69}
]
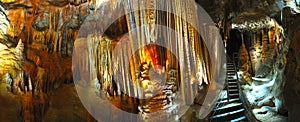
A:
[
  {"left": 214, "top": 103, "right": 242, "bottom": 112},
  {"left": 227, "top": 69, "right": 235, "bottom": 71},
  {"left": 228, "top": 81, "right": 237, "bottom": 84},
  {"left": 228, "top": 89, "right": 239, "bottom": 94},
  {"left": 228, "top": 79, "right": 236, "bottom": 82},
  {"left": 227, "top": 76, "right": 237, "bottom": 79},
  {"left": 227, "top": 69, "right": 235, "bottom": 72},
  {"left": 228, "top": 89, "right": 238, "bottom": 92},
  {"left": 229, "top": 93, "right": 239, "bottom": 99},
  {"left": 230, "top": 115, "right": 247, "bottom": 122},
  {"left": 228, "top": 85, "right": 238, "bottom": 88},
  {"left": 211, "top": 108, "right": 245, "bottom": 121},
  {"left": 209, "top": 56, "right": 248, "bottom": 122}
]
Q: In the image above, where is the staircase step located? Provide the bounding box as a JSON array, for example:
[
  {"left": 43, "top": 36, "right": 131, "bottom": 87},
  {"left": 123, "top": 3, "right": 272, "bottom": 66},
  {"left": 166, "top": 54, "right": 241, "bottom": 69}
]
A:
[
  {"left": 214, "top": 103, "right": 242, "bottom": 114},
  {"left": 228, "top": 84, "right": 238, "bottom": 88},
  {"left": 228, "top": 89, "right": 238, "bottom": 92},
  {"left": 230, "top": 116, "right": 247, "bottom": 122},
  {"left": 229, "top": 93, "right": 239, "bottom": 98},
  {"left": 227, "top": 70, "right": 236, "bottom": 72},
  {"left": 227, "top": 77, "right": 237, "bottom": 80},
  {"left": 211, "top": 108, "right": 245, "bottom": 121},
  {"left": 227, "top": 75, "right": 236, "bottom": 77},
  {"left": 227, "top": 72, "right": 236, "bottom": 75},
  {"left": 228, "top": 89, "right": 239, "bottom": 94},
  {"left": 227, "top": 79, "right": 237, "bottom": 83},
  {"left": 228, "top": 81, "right": 237, "bottom": 84},
  {"left": 227, "top": 69, "right": 235, "bottom": 72},
  {"left": 228, "top": 84, "right": 237, "bottom": 87},
  {"left": 228, "top": 85, "right": 238, "bottom": 88},
  {"left": 227, "top": 73, "right": 236, "bottom": 76},
  {"left": 228, "top": 79, "right": 236, "bottom": 82}
]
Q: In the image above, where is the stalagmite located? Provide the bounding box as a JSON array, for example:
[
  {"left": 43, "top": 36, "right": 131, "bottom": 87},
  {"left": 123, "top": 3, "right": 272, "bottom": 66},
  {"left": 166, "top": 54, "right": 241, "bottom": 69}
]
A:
[
  {"left": 238, "top": 38, "right": 252, "bottom": 83},
  {"left": 261, "top": 29, "right": 269, "bottom": 62}
]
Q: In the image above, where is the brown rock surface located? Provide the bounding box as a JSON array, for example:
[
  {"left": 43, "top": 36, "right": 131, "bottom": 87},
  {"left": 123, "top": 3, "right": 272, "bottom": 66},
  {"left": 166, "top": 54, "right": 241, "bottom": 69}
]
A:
[{"left": 284, "top": 14, "right": 300, "bottom": 122}]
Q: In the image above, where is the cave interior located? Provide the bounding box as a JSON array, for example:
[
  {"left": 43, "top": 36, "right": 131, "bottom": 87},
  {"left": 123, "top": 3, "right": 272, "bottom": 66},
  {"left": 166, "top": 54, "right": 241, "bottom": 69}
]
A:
[{"left": 0, "top": 0, "right": 300, "bottom": 122}]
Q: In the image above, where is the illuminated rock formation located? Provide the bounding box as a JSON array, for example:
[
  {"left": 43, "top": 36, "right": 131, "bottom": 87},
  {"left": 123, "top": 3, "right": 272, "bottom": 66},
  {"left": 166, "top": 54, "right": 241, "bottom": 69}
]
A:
[
  {"left": 238, "top": 41, "right": 252, "bottom": 83},
  {"left": 0, "top": 39, "right": 24, "bottom": 90},
  {"left": 231, "top": 13, "right": 288, "bottom": 121},
  {"left": 0, "top": 0, "right": 299, "bottom": 121}
]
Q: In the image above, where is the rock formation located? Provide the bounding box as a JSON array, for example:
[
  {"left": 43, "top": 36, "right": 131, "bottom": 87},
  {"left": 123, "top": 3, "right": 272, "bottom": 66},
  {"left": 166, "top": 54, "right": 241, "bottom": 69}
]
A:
[
  {"left": 0, "top": 0, "right": 299, "bottom": 121},
  {"left": 231, "top": 13, "right": 289, "bottom": 121}
]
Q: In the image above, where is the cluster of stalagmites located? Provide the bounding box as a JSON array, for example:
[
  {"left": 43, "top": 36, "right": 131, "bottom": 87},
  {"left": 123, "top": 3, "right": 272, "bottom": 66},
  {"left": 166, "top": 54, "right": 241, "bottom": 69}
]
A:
[
  {"left": 236, "top": 18, "right": 286, "bottom": 82},
  {"left": 138, "top": 63, "right": 178, "bottom": 120},
  {"left": 0, "top": 39, "right": 49, "bottom": 122},
  {"left": 233, "top": 15, "right": 288, "bottom": 120}
]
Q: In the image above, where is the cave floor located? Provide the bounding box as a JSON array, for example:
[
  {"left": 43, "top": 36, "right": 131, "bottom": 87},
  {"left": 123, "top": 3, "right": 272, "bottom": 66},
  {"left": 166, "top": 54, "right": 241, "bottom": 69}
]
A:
[
  {"left": 0, "top": 83, "right": 97, "bottom": 122},
  {"left": 0, "top": 83, "right": 19, "bottom": 122},
  {"left": 43, "top": 84, "right": 96, "bottom": 122}
]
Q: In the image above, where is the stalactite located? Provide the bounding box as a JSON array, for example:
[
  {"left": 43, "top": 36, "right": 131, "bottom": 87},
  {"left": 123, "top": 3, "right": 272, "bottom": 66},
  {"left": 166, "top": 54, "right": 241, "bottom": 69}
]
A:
[
  {"left": 261, "top": 29, "right": 269, "bottom": 62},
  {"left": 145, "top": 0, "right": 156, "bottom": 43},
  {"left": 123, "top": 0, "right": 138, "bottom": 91},
  {"left": 166, "top": 0, "right": 173, "bottom": 71},
  {"left": 180, "top": 0, "right": 190, "bottom": 104},
  {"left": 124, "top": 42, "right": 131, "bottom": 97},
  {"left": 173, "top": 0, "right": 185, "bottom": 105}
]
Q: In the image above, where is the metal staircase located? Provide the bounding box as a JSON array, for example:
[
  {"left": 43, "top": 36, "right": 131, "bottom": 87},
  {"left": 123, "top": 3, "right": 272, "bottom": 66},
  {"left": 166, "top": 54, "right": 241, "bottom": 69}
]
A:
[{"left": 210, "top": 53, "right": 248, "bottom": 122}]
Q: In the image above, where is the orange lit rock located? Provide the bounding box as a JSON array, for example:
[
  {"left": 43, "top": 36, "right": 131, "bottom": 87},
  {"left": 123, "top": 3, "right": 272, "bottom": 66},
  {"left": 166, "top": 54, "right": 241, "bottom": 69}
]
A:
[
  {"left": 238, "top": 43, "right": 249, "bottom": 70},
  {"left": 1, "top": 0, "right": 17, "bottom": 3},
  {"left": 7, "top": 9, "right": 25, "bottom": 38}
]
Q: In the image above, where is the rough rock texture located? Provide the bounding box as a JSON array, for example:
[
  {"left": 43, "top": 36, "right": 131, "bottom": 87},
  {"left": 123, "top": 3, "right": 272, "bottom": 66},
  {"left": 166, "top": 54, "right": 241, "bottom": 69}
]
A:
[
  {"left": 0, "top": 1, "right": 81, "bottom": 121},
  {"left": 284, "top": 13, "right": 300, "bottom": 122}
]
